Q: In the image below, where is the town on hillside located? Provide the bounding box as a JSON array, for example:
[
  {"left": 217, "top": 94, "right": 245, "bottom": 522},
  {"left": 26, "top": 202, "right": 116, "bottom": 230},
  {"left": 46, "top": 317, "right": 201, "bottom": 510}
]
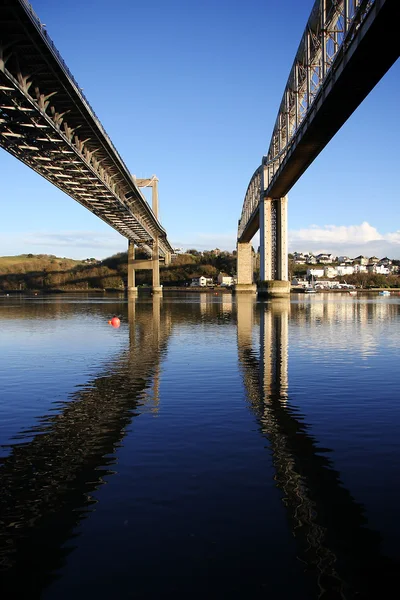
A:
[
  {"left": 0, "top": 248, "right": 399, "bottom": 292},
  {"left": 289, "top": 251, "right": 399, "bottom": 289}
]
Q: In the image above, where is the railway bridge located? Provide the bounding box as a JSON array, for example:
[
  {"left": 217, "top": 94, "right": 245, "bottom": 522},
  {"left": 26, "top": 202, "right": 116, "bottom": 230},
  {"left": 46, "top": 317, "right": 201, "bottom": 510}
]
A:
[{"left": 236, "top": 0, "right": 399, "bottom": 295}]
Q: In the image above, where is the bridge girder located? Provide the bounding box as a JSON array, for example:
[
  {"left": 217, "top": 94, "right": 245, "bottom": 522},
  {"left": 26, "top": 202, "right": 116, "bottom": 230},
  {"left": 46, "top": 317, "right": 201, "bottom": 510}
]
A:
[{"left": 0, "top": 0, "right": 173, "bottom": 257}]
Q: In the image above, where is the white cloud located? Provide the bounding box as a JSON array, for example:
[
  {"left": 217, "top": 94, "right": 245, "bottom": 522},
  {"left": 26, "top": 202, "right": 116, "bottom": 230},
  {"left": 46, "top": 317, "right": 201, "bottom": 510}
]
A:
[
  {"left": 288, "top": 222, "right": 400, "bottom": 258},
  {"left": 2, "top": 223, "right": 399, "bottom": 260},
  {"left": 290, "top": 221, "right": 382, "bottom": 244},
  {"left": 386, "top": 230, "right": 400, "bottom": 244}
]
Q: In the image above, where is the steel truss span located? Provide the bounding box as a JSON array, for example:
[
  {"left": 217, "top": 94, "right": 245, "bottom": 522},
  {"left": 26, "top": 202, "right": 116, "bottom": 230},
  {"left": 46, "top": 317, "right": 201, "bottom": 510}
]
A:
[
  {"left": 238, "top": 0, "right": 399, "bottom": 242},
  {"left": 0, "top": 0, "right": 173, "bottom": 257}
]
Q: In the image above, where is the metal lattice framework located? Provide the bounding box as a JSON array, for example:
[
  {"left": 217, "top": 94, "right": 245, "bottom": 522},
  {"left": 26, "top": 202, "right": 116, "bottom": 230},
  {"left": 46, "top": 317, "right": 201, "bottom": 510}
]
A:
[
  {"left": 0, "top": 0, "right": 173, "bottom": 257},
  {"left": 238, "top": 0, "right": 397, "bottom": 241}
]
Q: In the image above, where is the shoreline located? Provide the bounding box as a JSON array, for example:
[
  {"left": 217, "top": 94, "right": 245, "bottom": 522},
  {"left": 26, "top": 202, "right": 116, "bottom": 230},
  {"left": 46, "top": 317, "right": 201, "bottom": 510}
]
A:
[{"left": 1, "top": 286, "right": 399, "bottom": 297}]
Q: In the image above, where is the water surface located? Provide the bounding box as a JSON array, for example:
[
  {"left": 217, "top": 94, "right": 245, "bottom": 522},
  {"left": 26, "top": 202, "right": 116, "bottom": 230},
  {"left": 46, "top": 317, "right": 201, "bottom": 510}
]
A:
[{"left": 0, "top": 293, "right": 399, "bottom": 599}]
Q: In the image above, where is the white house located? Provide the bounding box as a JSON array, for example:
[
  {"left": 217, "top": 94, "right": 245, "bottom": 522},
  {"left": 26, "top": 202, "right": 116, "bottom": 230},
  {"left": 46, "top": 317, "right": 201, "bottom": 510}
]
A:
[
  {"left": 293, "top": 252, "right": 306, "bottom": 263},
  {"left": 307, "top": 268, "right": 324, "bottom": 278},
  {"left": 306, "top": 255, "right": 317, "bottom": 264},
  {"left": 218, "top": 273, "right": 234, "bottom": 286},
  {"left": 317, "top": 253, "right": 335, "bottom": 264},
  {"left": 353, "top": 264, "right": 367, "bottom": 273},
  {"left": 367, "top": 264, "right": 390, "bottom": 275},
  {"left": 379, "top": 257, "right": 392, "bottom": 266},
  {"left": 324, "top": 266, "right": 338, "bottom": 278},
  {"left": 337, "top": 256, "right": 352, "bottom": 264},
  {"left": 336, "top": 265, "right": 355, "bottom": 276},
  {"left": 291, "top": 277, "right": 308, "bottom": 287},
  {"left": 191, "top": 276, "right": 213, "bottom": 287}
]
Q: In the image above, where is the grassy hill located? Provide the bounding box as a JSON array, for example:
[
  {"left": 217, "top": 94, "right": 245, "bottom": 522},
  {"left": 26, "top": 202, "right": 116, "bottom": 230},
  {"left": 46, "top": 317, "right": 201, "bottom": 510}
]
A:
[{"left": 0, "top": 251, "right": 236, "bottom": 292}]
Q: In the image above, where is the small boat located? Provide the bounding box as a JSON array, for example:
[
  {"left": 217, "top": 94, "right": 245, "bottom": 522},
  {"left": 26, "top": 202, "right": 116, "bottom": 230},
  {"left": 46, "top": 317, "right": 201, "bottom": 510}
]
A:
[
  {"left": 348, "top": 290, "right": 357, "bottom": 296},
  {"left": 304, "top": 274, "right": 317, "bottom": 293},
  {"left": 378, "top": 290, "right": 390, "bottom": 296}
]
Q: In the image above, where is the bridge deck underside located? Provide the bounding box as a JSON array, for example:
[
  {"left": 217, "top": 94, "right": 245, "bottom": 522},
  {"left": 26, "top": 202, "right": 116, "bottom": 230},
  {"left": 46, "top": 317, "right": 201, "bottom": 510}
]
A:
[{"left": 0, "top": 0, "right": 173, "bottom": 256}]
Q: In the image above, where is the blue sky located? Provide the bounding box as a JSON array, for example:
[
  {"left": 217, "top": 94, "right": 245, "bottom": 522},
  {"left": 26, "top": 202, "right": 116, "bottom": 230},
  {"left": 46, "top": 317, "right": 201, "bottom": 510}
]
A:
[{"left": 1, "top": 0, "right": 399, "bottom": 259}]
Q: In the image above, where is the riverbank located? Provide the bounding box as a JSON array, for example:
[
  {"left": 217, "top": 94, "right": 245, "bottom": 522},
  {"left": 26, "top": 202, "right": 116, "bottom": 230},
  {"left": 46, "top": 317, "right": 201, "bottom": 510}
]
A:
[{"left": 292, "top": 287, "right": 400, "bottom": 294}]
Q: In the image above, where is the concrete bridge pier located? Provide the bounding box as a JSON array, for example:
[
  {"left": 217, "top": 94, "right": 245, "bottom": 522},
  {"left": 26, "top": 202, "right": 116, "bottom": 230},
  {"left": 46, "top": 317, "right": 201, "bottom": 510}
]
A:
[
  {"left": 127, "top": 239, "right": 163, "bottom": 295},
  {"left": 259, "top": 196, "right": 290, "bottom": 297},
  {"left": 131, "top": 175, "right": 163, "bottom": 295},
  {"left": 152, "top": 236, "right": 163, "bottom": 295},
  {"left": 235, "top": 242, "right": 257, "bottom": 293},
  {"left": 127, "top": 240, "right": 138, "bottom": 296}
]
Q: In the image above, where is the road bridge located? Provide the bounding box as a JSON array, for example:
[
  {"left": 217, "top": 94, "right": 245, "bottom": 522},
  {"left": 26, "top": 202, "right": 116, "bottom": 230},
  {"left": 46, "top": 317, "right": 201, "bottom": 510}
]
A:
[
  {"left": 0, "top": 0, "right": 173, "bottom": 293},
  {"left": 236, "top": 0, "right": 399, "bottom": 295}
]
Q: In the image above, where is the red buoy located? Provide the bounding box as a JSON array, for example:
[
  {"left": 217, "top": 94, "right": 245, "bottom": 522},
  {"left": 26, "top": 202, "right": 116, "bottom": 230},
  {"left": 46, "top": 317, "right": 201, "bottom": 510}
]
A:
[{"left": 110, "top": 316, "right": 120, "bottom": 328}]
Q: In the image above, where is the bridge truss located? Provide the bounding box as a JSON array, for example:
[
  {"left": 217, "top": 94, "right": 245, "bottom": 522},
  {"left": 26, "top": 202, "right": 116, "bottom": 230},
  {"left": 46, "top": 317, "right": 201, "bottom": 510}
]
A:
[
  {"left": 0, "top": 0, "right": 173, "bottom": 257},
  {"left": 238, "top": 0, "right": 399, "bottom": 242}
]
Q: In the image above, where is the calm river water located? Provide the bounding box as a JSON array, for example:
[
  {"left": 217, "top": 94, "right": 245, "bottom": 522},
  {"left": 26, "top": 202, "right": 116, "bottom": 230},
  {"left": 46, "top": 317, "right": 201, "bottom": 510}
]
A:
[{"left": 0, "top": 292, "right": 399, "bottom": 599}]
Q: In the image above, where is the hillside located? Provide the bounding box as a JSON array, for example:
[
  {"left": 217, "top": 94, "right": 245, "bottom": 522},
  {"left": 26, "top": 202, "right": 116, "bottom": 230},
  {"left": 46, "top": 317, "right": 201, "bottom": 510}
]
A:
[{"left": 0, "top": 251, "right": 236, "bottom": 292}]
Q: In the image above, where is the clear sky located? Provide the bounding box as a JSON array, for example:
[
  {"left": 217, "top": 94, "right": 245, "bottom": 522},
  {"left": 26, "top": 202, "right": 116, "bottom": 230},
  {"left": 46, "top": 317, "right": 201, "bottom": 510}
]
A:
[{"left": 1, "top": 0, "right": 399, "bottom": 259}]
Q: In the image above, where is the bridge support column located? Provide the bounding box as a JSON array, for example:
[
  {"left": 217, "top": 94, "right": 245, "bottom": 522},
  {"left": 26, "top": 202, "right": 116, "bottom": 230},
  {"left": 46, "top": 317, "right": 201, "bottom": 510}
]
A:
[
  {"left": 127, "top": 240, "right": 138, "bottom": 296},
  {"left": 260, "top": 197, "right": 273, "bottom": 281},
  {"left": 235, "top": 242, "right": 256, "bottom": 293},
  {"left": 152, "top": 237, "right": 163, "bottom": 295},
  {"left": 276, "top": 196, "right": 288, "bottom": 281},
  {"left": 258, "top": 196, "right": 290, "bottom": 297}
]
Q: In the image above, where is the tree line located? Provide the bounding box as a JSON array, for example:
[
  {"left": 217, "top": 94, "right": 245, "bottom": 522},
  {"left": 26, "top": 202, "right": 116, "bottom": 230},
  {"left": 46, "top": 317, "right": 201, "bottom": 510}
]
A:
[{"left": 0, "top": 251, "right": 237, "bottom": 292}]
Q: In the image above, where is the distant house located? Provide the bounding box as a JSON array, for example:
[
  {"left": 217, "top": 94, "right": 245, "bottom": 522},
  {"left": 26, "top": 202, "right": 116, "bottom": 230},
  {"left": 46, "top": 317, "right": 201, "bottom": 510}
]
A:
[
  {"left": 337, "top": 255, "right": 352, "bottom": 264},
  {"left": 306, "top": 255, "right": 317, "bottom": 264},
  {"left": 353, "top": 255, "right": 368, "bottom": 265},
  {"left": 291, "top": 277, "right": 307, "bottom": 287},
  {"left": 316, "top": 253, "right": 335, "bottom": 264},
  {"left": 379, "top": 257, "right": 392, "bottom": 266},
  {"left": 315, "top": 280, "right": 334, "bottom": 289},
  {"left": 353, "top": 264, "right": 367, "bottom": 273},
  {"left": 218, "top": 273, "right": 234, "bottom": 286},
  {"left": 336, "top": 265, "right": 355, "bottom": 276},
  {"left": 307, "top": 268, "right": 324, "bottom": 278},
  {"left": 324, "top": 266, "right": 338, "bottom": 278},
  {"left": 367, "top": 264, "right": 390, "bottom": 275},
  {"left": 191, "top": 276, "right": 213, "bottom": 287}
]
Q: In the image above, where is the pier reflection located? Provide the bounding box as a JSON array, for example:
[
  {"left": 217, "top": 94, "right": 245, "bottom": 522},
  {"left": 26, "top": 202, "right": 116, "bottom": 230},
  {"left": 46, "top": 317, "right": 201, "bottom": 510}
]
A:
[
  {"left": 0, "top": 297, "right": 172, "bottom": 596},
  {"left": 236, "top": 295, "right": 398, "bottom": 599}
]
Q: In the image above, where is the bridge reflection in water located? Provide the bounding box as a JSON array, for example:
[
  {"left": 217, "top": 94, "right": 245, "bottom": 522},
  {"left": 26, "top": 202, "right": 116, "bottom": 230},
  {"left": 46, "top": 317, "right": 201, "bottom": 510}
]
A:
[
  {"left": 236, "top": 295, "right": 398, "bottom": 599},
  {"left": 0, "top": 296, "right": 398, "bottom": 598},
  {"left": 0, "top": 297, "right": 171, "bottom": 596}
]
